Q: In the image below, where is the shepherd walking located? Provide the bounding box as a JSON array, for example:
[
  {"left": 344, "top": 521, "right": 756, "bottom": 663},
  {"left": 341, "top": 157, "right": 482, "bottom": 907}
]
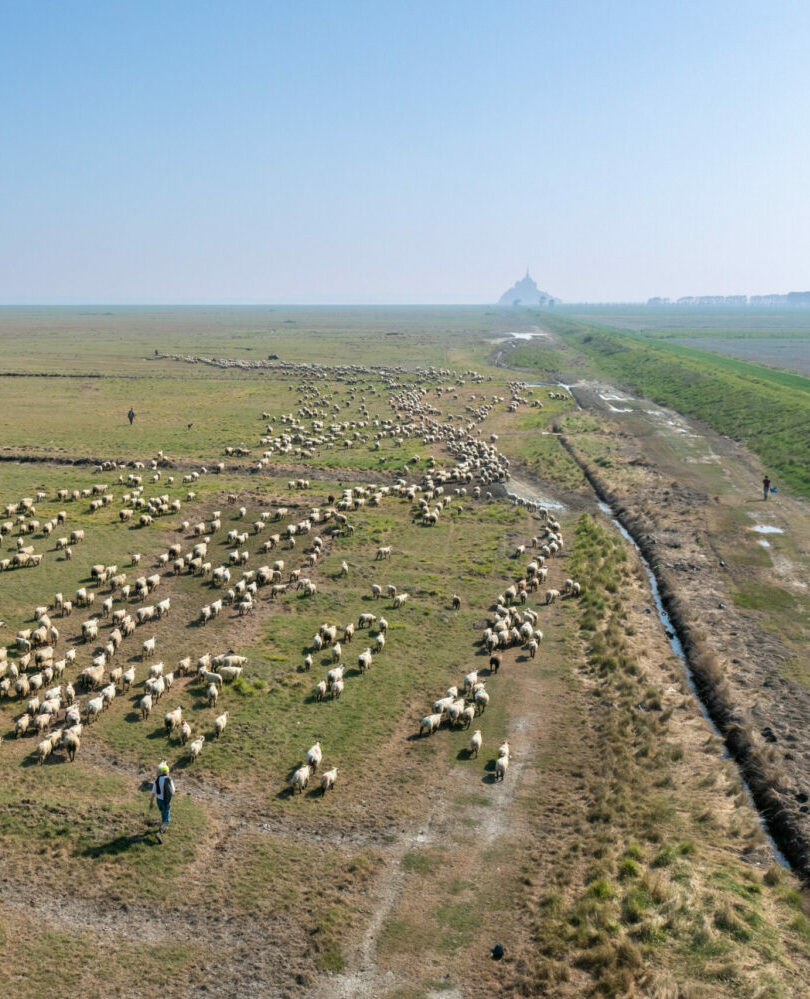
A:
[{"left": 150, "top": 761, "right": 175, "bottom": 843}]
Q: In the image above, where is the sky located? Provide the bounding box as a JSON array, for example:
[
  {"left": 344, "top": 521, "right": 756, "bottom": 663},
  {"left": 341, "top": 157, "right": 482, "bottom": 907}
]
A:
[{"left": 2, "top": 0, "right": 809, "bottom": 304}]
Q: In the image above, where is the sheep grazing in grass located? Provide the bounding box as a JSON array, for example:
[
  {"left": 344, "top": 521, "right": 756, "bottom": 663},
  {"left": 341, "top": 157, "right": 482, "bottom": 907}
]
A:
[
  {"left": 419, "top": 713, "right": 442, "bottom": 737},
  {"left": 207, "top": 683, "right": 219, "bottom": 708},
  {"left": 214, "top": 712, "right": 229, "bottom": 738},
  {"left": 470, "top": 729, "right": 482, "bottom": 757},
  {"left": 139, "top": 693, "right": 153, "bottom": 720},
  {"left": 320, "top": 768, "right": 338, "bottom": 794},
  {"left": 188, "top": 735, "right": 205, "bottom": 763},
  {"left": 35, "top": 738, "right": 53, "bottom": 765},
  {"left": 86, "top": 697, "right": 104, "bottom": 723},
  {"left": 314, "top": 680, "right": 327, "bottom": 701},
  {"left": 495, "top": 756, "right": 509, "bottom": 781},
  {"left": 15, "top": 715, "right": 30, "bottom": 738},
  {"left": 462, "top": 705, "right": 476, "bottom": 729},
  {"left": 290, "top": 764, "right": 311, "bottom": 794},
  {"left": 392, "top": 592, "right": 409, "bottom": 609},
  {"left": 164, "top": 706, "right": 183, "bottom": 737},
  {"left": 377, "top": 616, "right": 388, "bottom": 633},
  {"left": 452, "top": 594, "right": 461, "bottom": 610},
  {"left": 498, "top": 741, "right": 510, "bottom": 761},
  {"left": 329, "top": 678, "right": 344, "bottom": 699},
  {"left": 179, "top": 720, "right": 192, "bottom": 744},
  {"left": 62, "top": 729, "right": 80, "bottom": 762},
  {"left": 474, "top": 688, "right": 490, "bottom": 714},
  {"left": 545, "top": 589, "right": 560, "bottom": 605},
  {"left": 306, "top": 741, "right": 322, "bottom": 770}
]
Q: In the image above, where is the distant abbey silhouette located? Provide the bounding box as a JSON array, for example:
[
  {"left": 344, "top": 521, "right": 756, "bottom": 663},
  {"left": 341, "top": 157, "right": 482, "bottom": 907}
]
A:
[{"left": 498, "top": 270, "right": 558, "bottom": 306}]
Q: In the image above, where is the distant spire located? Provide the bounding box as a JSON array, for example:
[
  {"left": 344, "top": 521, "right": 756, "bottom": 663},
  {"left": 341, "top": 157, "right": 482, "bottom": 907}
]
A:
[{"left": 525, "top": 266, "right": 530, "bottom": 279}]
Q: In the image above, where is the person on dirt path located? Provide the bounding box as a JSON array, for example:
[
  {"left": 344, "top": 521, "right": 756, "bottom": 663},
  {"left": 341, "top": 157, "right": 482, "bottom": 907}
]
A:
[
  {"left": 763, "top": 475, "right": 771, "bottom": 501},
  {"left": 128, "top": 407, "right": 135, "bottom": 425},
  {"left": 150, "top": 761, "right": 175, "bottom": 844}
]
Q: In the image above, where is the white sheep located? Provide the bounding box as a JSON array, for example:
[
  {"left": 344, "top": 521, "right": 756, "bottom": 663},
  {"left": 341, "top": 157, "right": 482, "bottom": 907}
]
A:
[
  {"left": 188, "top": 735, "right": 206, "bottom": 762},
  {"left": 214, "top": 711, "right": 229, "bottom": 738},
  {"left": 207, "top": 683, "right": 219, "bottom": 707},
  {"left": 495, "top": 756, "right": 509, "bottom": 781},
  {"left": 474, "top": 689, "right": 490, "bottom": 714},
  {"left": 306, "top": 741, "right": 322, "bottom": 770},
  {"left": 320, "top": 768, "right": 338, "bottom": 794},
  {"left": 419, "top": 713, "right": 442, "bottom": 736},
  {"left": 290, "top": 764, "right": 311, "bottom": 794},
  {"left": 470, "top": 729, "right": 482, "bottom": 757}
]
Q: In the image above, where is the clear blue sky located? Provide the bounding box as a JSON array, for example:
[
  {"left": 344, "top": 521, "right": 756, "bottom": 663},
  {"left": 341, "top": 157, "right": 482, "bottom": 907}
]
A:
[{"left": 2, "top": 1, "right": 809, "bottom": 304}]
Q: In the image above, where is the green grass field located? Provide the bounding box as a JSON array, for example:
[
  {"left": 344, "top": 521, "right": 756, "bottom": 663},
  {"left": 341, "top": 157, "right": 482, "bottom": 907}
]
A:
[{"left": 1, "top": 308, "right": 809, "bottom": 998}]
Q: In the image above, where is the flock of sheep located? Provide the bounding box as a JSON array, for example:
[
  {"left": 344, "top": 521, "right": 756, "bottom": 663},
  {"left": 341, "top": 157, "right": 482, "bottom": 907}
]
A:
[{"left": 1, "top": 364, "right": 576, "bottom": 805}]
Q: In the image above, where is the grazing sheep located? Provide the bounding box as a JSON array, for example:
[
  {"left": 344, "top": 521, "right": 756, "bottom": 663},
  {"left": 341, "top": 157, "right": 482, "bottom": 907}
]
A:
[
  {"left": 470, "top": 729, "right": 482, "bottom": 757},
  {"left": 331, "top": 641, "right": 342, "bottom": 664},
  {"left": 36, "top": 738, "right": 53, "bottom": 765},
  {"left": 290, "top": 764, "right": 311, "bottom": 794},
  {"left": 188, "top": 735, "right": 205, "bottom": 763},
  {"left": 86, "top": 697, "right": 104, "bottom": 723},
  {"left": 62, "top": 729, "right": 80, "bottom": 762},
  {"left": 462, "top": 705, "right": 476, "bottom": 729},
  {"left": 164, "top": 706, "right": 183, "bottom": 736},
  {"left": 371, "top": 583, "right": 382, "bottom": 600},
  {"left": 179, "top": 720, "right": 192, "bottom": 744},
  {"left": 320, "top": 768, "right": 338, "bottom": 794},
  {"left": 329, "top": 678, "right": 344, "bottom": 699},
  {"left": 139, "top": 693, "right": 153, "bottom": 720},
  {"left": 495, "top": 756, "right": 509, "bottom": 781},
  {"left": 392, "top": 592, "right": 409, "bottom": 609},
  {"left": 358, "top": 613, "right": 376, "bottom": 629},
  {"left": 377, "top": 616, "right": 388, "bottom": 633},
  {"left": 306, "top": 741, "right": 323, "bottom": 770},
  {"left": 474, "top": 688, "right": 490, "bottom": 714},
  {"left": 207, "top": 683, "right": 219, "bottom": 708},
  {"left": 545, "top": 589, "right": 560, "bottom": 605},
  {"left": 419, "top": 713, "right": 442, "bottom": 736},
  {"left": 498, "top": 741, "right": 510, "bottom": 761},
  {"left": 314, "top": 680, "right": 327, "bottom": 701},
  {"left": 452, "top": 593, "right": 461, "bottom": 610},
  {"left": 15, "top": 714, "right": 30, "bottom": 738},
  {"left": 214, "top": 711, "right": 229, "bottom": 738},
  {"left": 141, "top": 636, "right": 157, "bottom": 659}
]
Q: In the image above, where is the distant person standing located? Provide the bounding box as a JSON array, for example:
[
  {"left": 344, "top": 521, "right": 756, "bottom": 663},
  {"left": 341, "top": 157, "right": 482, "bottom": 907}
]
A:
[
  {"left": 762, "top": 475, "right": 771, "bottom": 501},
  {"left": 128, "top": 408, "right": 135, "bottom": 425}
]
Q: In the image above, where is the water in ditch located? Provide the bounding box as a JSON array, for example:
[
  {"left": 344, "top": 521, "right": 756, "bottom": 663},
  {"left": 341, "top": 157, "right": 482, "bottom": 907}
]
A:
[{"left": 597, "top": 500, "right": 789, "bottom": 867}]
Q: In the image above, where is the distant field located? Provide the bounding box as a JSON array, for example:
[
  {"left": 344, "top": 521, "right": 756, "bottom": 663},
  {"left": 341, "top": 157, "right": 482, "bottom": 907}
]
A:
[
  {"left": 671, "top": 336, "right": 810, "bottom": 376},
  {"left": 558, "top": 304, "right": 810, "bottom": 335}
]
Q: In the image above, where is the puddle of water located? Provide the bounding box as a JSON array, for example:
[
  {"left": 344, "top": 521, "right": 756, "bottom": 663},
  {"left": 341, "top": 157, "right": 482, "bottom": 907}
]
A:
[
  {"left": 751, "top": 525, "right": 784, "bottom": 535},
  {"left": 607, "top": 405, "right": 633, "bottom": 413},
  {"left": 508, "top": 332, "right": 548, "bottom": 340},
  {"left": 757, "top": 539, "right": 771, "bottom": 548},
  {"left": 596, "top": 500, "right": 789, "bottom": 868},
  {"left": 599, "top": 392, "right": 634, "bottom": 402}
]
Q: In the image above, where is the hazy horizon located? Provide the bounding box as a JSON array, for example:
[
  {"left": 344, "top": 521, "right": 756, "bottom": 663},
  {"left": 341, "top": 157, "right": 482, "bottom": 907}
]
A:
[{"left": 3, "top": 1, "right": 809, "bottom": 305}]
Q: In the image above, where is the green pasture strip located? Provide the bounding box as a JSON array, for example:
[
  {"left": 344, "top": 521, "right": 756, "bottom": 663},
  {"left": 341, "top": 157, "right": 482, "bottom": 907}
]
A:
[{"left": 517, "top": 314, "right": 810, "bottom": 498}]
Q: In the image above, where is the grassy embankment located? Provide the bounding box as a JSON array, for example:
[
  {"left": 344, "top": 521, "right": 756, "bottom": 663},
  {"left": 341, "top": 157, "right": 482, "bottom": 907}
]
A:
[
  {"left": 510, "top": 315, "right": 810, "bottom": 498},
  {"left": 519, "top": 514, "right": 810, "bottom": 998}
]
